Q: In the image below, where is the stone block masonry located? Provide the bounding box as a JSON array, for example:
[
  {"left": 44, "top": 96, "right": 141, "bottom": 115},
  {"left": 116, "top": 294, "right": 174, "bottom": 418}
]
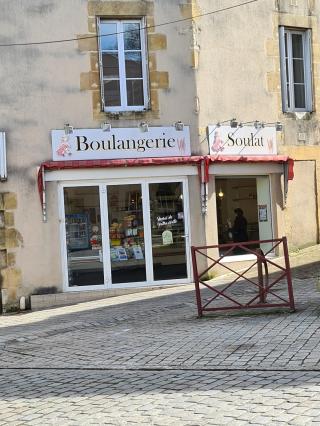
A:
[{"left": 0, "top": 192, "right": 22, "bottom": 313}]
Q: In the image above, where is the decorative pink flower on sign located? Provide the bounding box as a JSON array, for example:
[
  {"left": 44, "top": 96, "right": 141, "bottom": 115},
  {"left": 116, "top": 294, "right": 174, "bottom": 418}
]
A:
[
  {"left": 177, "top": 138, "right": 186, "bottom": 153},
  {"left": 56, "top": 136, "right": 72, "bottom": 157},
  {"left": 211, "top": 131, "right": 224, "bottom": 153},
  {"left": 267, "top": 138, "right": 273, "bottom": 152}
]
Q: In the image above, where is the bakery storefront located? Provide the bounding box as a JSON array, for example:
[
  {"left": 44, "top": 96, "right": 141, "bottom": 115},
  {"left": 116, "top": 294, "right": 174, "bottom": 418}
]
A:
[
  {"left": 207, "top": 124, "right": 294, "bottom": 259},
  {"left": 39, "top": 126, "right": 200, "bottom": 291}
]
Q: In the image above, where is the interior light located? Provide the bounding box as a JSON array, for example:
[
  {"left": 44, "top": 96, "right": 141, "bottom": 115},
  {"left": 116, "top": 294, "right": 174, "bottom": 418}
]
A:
[{"left": 218, "top": 188, "right": 224, "bottom": 198}]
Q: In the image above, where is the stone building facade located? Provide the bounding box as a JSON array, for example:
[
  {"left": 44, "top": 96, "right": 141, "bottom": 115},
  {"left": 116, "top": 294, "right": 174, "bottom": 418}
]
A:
[{"left": 0, "top": 0, "right": 319, "bottom": 310}]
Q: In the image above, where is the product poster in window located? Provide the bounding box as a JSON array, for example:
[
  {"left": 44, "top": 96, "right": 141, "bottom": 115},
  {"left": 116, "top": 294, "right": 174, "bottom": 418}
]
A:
[
  {"left": 258, "top": 205, "right": 268, "bottom": 222},
  {"left": 207, "top": 126, "right": 277, "bottom": 156},
  {"left": 52, "top": 127, "right": 191, "bottom": 161}
]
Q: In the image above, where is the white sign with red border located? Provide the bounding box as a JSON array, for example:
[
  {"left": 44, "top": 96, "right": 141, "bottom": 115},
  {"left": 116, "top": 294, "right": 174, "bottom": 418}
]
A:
[
  {"left": 51, "top": 127, "right": 191, "bottom": 161},
  {"left": 208, "top": 126, "right": 277, "bottom": 156}
]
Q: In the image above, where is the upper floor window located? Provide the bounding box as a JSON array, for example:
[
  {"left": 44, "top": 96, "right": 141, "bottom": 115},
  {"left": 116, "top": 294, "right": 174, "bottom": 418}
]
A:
[
  {"left": 98, "top": 18, "right": 149, "bottom": 112},
  {"left": 279, "top": 27, "right": 313, "bottom": 112}
]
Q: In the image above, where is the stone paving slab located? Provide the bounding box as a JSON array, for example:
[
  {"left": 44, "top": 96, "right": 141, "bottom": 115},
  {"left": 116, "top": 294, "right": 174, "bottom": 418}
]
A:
[
  {"left": 0, "top": 245, "right": 320, "bottom": 424},
  {"left": 0, "top": 272, "right": 319, "bottom": 370},
  {"left": 0, "top": 369, "right": 320, "bottom": 425}
]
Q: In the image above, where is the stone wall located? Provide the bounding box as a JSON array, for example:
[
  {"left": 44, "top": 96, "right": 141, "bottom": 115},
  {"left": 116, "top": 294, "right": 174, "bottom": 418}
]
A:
[{"left": 0, "top": 193, "right": 22, "bottom": 312}]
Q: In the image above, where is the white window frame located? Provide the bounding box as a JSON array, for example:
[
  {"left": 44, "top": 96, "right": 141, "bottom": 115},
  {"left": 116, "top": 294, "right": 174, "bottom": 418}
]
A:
[
  {"left": 97, "top": 18, "right": 149, "bottom": 113},
  {"left": 58, "top": 175, "right": 192, "bottom": 291},
  {"left": 279, "top": 26, "right": 313, "bottom": 112}
]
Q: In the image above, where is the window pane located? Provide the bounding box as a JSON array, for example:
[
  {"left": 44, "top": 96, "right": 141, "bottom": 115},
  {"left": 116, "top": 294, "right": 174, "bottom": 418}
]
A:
[
  {"left": 293, "top": 59, "right": 305, "bottom": 84},
  {"left": 64, "top": 187, "right": 104, "bottom": 287},
  {"left": 104, "top": 80, "right": 121, "bottom": 106},
  {"left": 126, "top": 79, "right": 144, "bottom": 106},
  {"left": 125, "top": 52, "right": 142, "bottom": 78},
  {"left": 294, "top": 84, "right": 306, "bottom": 108},
  {"left": 123, "top": 23, "right": 141, "bottom": 50},
  {"left": 107, "top": 184, "right": 146, "bottom": 284},
  {"left": 149, "top": 182, "right": 188, "bottom": 280},
  {"left": 102, "top": 53, "right": 119, "bottom": 78},
  {"left": 292, "top": 34, "right": 303, "bottom": 58},
  {"left": 100, "top": 22, "right": 118, "bottom": 50}
]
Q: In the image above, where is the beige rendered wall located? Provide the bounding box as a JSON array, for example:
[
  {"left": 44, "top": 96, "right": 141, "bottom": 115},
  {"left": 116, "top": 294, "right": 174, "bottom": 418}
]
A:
[
  {"left": 194, "top": 0, "right": 320, "bottom": 252},
  {"left": 1, "top": 0, "right": 320, "bottom": 306},
  {"left": 0, "top": 0, "right": 203, "bottom": 307}
]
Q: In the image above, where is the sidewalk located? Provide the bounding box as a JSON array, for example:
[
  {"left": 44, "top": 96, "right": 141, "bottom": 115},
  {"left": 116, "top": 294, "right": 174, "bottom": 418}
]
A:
[{"left": 0, "top": 244, "right": 320, "bottom": 424}]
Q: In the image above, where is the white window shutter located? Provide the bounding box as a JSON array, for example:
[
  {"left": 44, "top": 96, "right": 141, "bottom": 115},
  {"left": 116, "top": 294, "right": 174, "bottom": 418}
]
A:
[{"left": 279, "top": 26, "right": 287, "bottom": 112}]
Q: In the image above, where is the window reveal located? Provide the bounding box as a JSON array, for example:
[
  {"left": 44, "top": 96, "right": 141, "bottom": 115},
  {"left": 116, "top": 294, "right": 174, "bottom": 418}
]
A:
[
  {"left": 279, "top": 27, "right": 313, "bottom": 112},
  {"left": 98, "top": 19, "right": 149, "bottom": 112}
]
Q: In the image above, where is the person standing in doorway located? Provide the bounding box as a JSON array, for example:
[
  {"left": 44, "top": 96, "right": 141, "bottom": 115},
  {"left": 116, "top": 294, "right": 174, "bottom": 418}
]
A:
[{"left": 231, "top": 208, "right": 248, "bottom": 243}]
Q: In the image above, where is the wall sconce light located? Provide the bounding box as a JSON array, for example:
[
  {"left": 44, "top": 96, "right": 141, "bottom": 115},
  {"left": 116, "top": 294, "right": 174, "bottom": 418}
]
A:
[
  {"left": 216, "top": 118, "right": 237, "bottom": 128},
  {"left": 139, "top": 122, "right": 149, "bottom": 132},
  {"left": 218, "top": 188, "right": 224, "bottom": 198},
  {"left": 230, "top": 118, "right": 238, "bottom": 128},
  {"left": 64, "top": 123, "right": 74, "bottom": 135},
  {"left": 174, "top": 121, "right": 184, "bottom": 131},
  {"left": 101, "top": 122, "right": 111, "bottom": 132},
  {"left": 264, "top": 121, "right": 283, "bottom": 131}
]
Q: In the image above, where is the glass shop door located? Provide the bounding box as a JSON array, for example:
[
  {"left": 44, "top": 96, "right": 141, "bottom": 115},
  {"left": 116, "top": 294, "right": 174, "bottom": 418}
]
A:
[
  {"left": 149, "top": 182, "right": 189, "bottom": 281},
  {"left": 106, "top": 184, "right": 147, "bottom": 284}
]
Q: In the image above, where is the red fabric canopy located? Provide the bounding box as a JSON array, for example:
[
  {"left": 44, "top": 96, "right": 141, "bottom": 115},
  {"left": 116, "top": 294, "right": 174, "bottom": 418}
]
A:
[
  {"left": 207, "top": 155, "right": 294, "bottom": 182},
  {"left": 37, "top": 155, "right": 294, "bottom": 221},
  {"left": 37, "top": 156, "right": 203, "bottom": 202}
]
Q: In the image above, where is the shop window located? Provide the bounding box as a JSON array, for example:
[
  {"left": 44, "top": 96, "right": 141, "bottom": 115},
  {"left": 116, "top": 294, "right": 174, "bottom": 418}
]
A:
[
  {"left": 279, "top": 27, "right": 313, "bottom": 112},
  {"left": 64, "top": 187, "right": 104, "bottom": 287},
  {"left": 98, "top": 18, "right": 149, "bottom": 112}
]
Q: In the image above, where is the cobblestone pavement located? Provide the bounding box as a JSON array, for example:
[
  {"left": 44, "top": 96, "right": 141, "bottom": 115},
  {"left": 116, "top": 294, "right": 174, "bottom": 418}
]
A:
[{"left": 1, "top": 246, "right": 320, "bottom": 424}]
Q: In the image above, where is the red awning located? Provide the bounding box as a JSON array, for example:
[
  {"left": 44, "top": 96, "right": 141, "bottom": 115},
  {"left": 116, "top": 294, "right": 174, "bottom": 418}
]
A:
[
  {"left": 37, "top": 154, "right": 294, "bottom": 221},
  {"left": 206, "top": 155, "right": 294, "bottom": 182},
  {"left": 37, "top": 156, "right": 203, "bottom": 221}
]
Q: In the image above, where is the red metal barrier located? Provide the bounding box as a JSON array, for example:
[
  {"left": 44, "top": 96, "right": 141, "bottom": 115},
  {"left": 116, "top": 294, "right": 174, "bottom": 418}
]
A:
[{"left": 191, "top": 237, "right": 295, "bottom": 317}]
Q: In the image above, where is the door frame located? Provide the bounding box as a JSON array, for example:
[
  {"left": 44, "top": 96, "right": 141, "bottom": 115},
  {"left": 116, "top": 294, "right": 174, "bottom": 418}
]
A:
[
  {"left": 58, "top": 176, "right": 192, "bottom": 291},
  {"left": 213, "top": 174, "right": 275, "bottom": 263}
]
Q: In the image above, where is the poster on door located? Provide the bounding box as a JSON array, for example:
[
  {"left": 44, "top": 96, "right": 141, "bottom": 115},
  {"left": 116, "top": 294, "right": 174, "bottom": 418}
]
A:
[{"left": 258, "top": 204, "right": 268, "bottom": 222}]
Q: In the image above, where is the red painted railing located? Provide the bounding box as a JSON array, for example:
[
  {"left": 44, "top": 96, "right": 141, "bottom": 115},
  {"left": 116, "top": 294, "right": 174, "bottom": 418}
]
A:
[{"left": 191, "top": 237, "right": 295, "bottom": 317}]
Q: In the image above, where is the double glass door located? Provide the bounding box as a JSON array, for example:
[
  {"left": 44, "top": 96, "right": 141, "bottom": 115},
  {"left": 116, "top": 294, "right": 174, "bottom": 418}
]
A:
[{"left": 62, "top": 180, "right": 190, "bottom": 289}]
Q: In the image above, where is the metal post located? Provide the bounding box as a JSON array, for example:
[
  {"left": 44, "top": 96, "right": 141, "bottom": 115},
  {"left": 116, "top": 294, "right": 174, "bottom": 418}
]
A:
[
  {"left": 191, "top": 247, "right": 203, "bottom": 317},
  {"left": 257, "top": 249, "right": 265, "bottom": 304},
  {"left": 282, "top": 236, "right": 295, "bottom": 311}
]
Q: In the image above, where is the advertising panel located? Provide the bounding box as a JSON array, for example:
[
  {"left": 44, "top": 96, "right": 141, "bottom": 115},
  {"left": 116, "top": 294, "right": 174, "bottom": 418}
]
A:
[
  {"left": 208, "top": 126, "right": 277, "bottom": 156},
  {"left": 52, "top": 127, "right": 191, "bottom": 161}
]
